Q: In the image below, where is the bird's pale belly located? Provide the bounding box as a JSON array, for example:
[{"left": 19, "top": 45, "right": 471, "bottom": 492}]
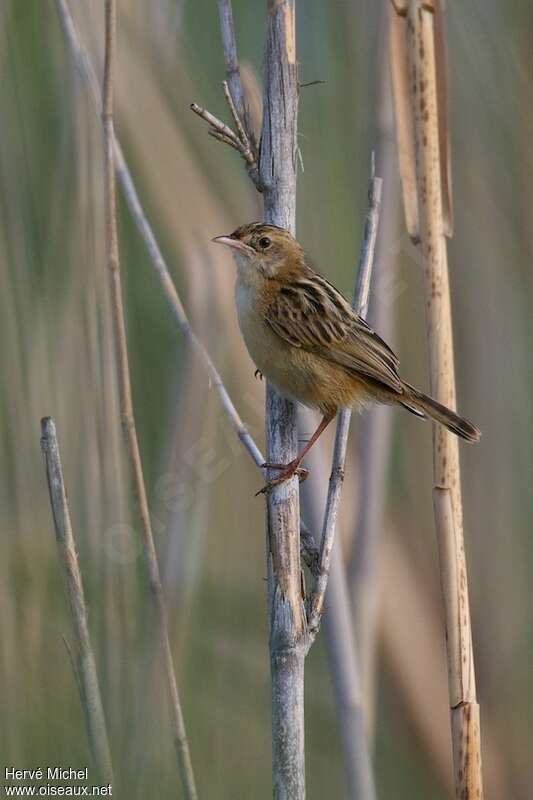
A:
[{"left": 236, "top": 287, "right": 366, "bottom": 415}]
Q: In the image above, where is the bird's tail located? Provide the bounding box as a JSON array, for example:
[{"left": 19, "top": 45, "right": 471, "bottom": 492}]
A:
[{"left": 400, "top": 382, "right": 481, "bottom": 443}]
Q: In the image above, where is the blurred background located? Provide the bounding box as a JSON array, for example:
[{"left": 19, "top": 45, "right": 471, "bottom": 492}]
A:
[{"left": 1, "top": 1, "right": 531, "bottom": 798}]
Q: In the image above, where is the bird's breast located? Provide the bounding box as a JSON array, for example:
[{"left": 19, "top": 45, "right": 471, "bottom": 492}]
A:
[{"left": 235, "top": 279, "right": 284, "bottom": 378}]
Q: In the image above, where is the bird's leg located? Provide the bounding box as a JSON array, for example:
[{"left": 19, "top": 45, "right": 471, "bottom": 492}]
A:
[{"left": 258, "top": 413, "right": 335, "bottom": 494}]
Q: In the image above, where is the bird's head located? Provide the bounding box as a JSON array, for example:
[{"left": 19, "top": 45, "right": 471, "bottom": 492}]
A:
[{"left": 212, "top": 222, "right": 304, "bottom": 280}]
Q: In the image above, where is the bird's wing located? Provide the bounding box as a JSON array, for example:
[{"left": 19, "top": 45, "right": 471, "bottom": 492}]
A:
[{"left": 265, "top": 273, "right": 402, "bottom": 393}]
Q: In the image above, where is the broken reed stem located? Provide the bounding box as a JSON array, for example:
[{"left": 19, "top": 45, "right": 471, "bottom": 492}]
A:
[
  {"left": 307, "top": 167, "right": 383, "bottom": 641},
  {"left": 101, "top": 3, "right": 197, "bottom": 798},
  {"left": 52, "top": 0, "right": 318, "bottom": 575},
  {"left": 40, "top": 417, "right": 114, "bottom": 785},
  {"left": 402, "top": 2, "right": 483, "bottom": 797}
]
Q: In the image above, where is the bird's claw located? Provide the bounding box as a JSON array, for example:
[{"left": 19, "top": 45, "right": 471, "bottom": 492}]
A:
[{"left": 256, "top": 463, "right": 309, "bottom": 495}]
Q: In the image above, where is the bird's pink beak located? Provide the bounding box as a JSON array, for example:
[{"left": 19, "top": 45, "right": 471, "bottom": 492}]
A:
[{"left": 211, "top": 235, "right": 253, "bottom": 255}]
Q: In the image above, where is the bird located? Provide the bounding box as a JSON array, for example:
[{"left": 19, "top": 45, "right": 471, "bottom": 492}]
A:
[{"left": 212, "top": 222, "right": 480, "bottom": 491}]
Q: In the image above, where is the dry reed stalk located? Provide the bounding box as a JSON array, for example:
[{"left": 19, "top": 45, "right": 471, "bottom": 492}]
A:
[
  {"left": 101, "top": 3, "right": 197, "bottom": 797},
  {"left": 433, "top": 488, "right": 482, "bottom": 797},
  {"left": 392, "top": 2, "right": 483, "bottom": 796},
  {"left": 259, "top": 4, "right": 307, "bottom": 797},
  {"left": 40, "top": 417, "right": 114, "bottom": 785},
  {"left": 381, "top": 527, "right": 509, "bottom": 799}
]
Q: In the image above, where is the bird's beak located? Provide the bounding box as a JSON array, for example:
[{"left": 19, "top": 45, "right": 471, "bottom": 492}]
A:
[{"left": 211, "top": 235, "right": 254, "bottom": 255}]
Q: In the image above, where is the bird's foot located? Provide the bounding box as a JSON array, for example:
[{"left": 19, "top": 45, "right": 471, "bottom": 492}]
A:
[
  {"left": 256, "top": 459, "right": 309, "bottom": 495},
  {"left": 254, "top": 369, "right": 264, "bottom": 380}
]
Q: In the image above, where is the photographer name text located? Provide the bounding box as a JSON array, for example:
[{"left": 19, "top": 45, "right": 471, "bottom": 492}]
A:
[{"left": 5, "top": 770, "right": 88, "bottom": 782}]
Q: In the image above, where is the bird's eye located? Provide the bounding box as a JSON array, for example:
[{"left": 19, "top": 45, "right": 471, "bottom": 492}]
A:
[{"left": 258, "top": 236, "right": 271, "bottom": 250}]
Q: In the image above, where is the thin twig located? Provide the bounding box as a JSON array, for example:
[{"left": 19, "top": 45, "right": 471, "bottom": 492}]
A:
[
  {"left": 52, "top": 0, "right": 319, "bottom": 573},
  {"left": 41, "top": 417, "right": 114, "bottom": 785},
  {"left": 222, "top": 80, "right": 250, "bottom": 153},
  {"left": 324, "top": 545, "right": 376, "bottom": 800},
  {"left": 190, "top": 102, "right": 244, "bottom": 156},
  {"left": 348, "top": 48, "right": 399, "bottom": 740},
  {"left": 190, "top": 98, "right": 263, "bottom": 190},
  {"left": 307, "top": 164, "right": 383, "bottom": 640},
  {"left": 101, "top": 3, "right": 197, "bottom": 798},
  {"left": 217, "top": 0, "right": 254, "bottom": 146},
  {"left": 208, "top": 128, "right": 240, "bottom": 149},
  {"left": 299, "top": 79, "right": 326, "bottom": 88}
]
